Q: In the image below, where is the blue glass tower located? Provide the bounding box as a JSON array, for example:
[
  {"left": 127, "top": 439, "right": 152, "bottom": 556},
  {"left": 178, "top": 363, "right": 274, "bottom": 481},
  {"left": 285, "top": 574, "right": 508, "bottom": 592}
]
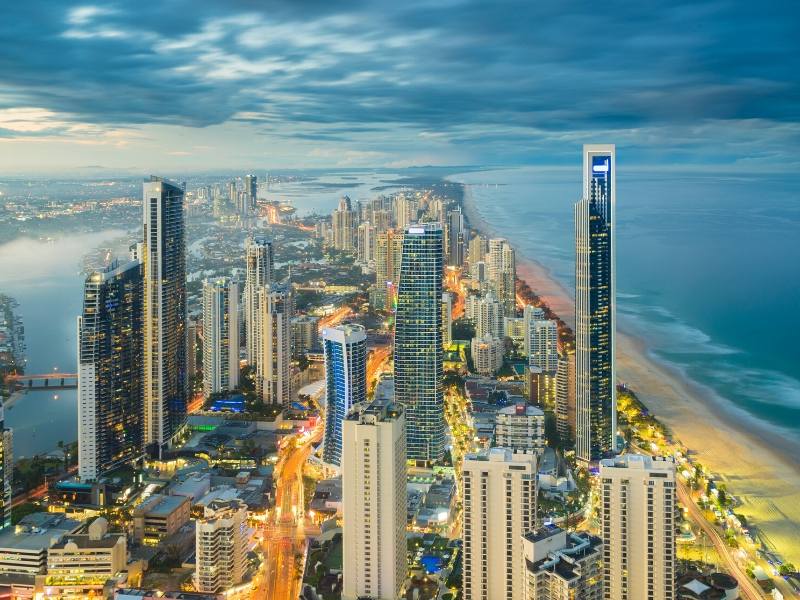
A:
[
  {"left": 575, "top": 144, "right": 616, "bottom": 462},
  {"left": 394, "top": 223, "right": 444, "bottom": 463},
  {"left": 322, "top": 324, "right": 367, "bottom": 467}
]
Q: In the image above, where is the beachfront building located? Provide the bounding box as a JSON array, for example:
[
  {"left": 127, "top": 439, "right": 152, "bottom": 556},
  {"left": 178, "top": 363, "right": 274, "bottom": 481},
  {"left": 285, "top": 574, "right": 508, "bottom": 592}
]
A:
[
  {"left": 342, "top": 401, "right": 407, "bottom": 600},
  {"left": 202, "top": 277, "right": 240, "bottom": 399},
  {"left": 394, "top": 223, "right": 445, "bottom": 462},
  {"left": 600, "top": 454, "right": 676, "bottom": 600},
  {"left": 256, "top": 284, "right": 292, "bottom": 406},
  {"left": 77, "top": 259, "right": 144, "bottom": 482},
  {"left": 243, "top": 235, "right": 273, "bottom": 365},
  {"left": 526, "top": 318, "right": 559, "bottom": 375},
  {"left": 521, "top": 526, "right": 603, "bottom": 600},
  {"left": 142, "top": 176, "right": 188, "bottom": 455},
  {"left": 462, "top": 448, "right": 537, "bottom": 600},
  {"left": 575, "top": 144, "right": 616, "bottom": 462},
  {"left": 447, "top": 207, "right": 466, "bottom": 266},
  {"left": 468, "top": 233, "right": 489, "bottom": 267},
  {"left": 322, "top": 324, "right": 367, "bottom": 468},
  {"left": 487, "top": 238, "right": 516, "bottom": 317},
  {"left": 555, "top": 350, "right": 577, "bottom": 446}
]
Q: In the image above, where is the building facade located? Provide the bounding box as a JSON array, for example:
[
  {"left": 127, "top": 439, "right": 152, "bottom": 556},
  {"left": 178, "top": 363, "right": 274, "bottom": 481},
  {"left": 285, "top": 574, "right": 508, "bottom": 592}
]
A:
[
  {"left": 256, "top": 285, "right": 292, "bottom": 405},
  {"left": 555, "top": 350, "right": 576, "bottom": 446},
  {"left": 342, "top": 401, "right": 407, "bottom": 600},
  {"left": 142, "top": 176, "right": 187, "bottom": 454},
  {"left": 462, "top": 448, "right": 537, "bottom": 600},
  {"left": 322, "top": 324, "right": 367, "bottom": 467},
  {"left": 78, "top": 259, "right": 144, "bottom": 482},
  {"left": 394, "top": 223, "right": 445, "bottom": 462},
  {"left": 373, "top": 229, "right": 404, "bottom": 312},
  {"left": 575, "top": 144, "right": 616, "bottom": 462},
  {"left": 202, "top": 278, "right": 240, "bottom": 399},
  {"left": 487, "top": 238, "right": 516, "bottom": 317},
  {"left": 527, "top": 318, "right": 558, "bottom": 375},
  {"left": 332, "top": 196, "right": 356, "bottom": 251},
  {"left": 471, "top": 335, "right": 504, "bottom": 376},
  {"left": 494, "top": 404, "right": 545, "bottom": 451},
  {"left": 447, "top": 207, "right": 465, "bottom": 266},
  {"left": 195, "top": 499, "right": 249, "bottom": 595},
  {"left": 600, "top": 455, "right": 676, "bottom": 600},
  {"left": 243, "top": 236, "right": 273, "bottom": 365},
  {"left": 442, "top": 292, "right": 453, "bottom": 347}
]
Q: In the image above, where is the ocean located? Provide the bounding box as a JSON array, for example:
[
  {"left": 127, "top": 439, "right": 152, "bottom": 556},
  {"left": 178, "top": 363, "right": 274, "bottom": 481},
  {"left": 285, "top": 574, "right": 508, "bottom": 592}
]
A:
[{"left": 450, "top": 167, "right": 800, "bottom": 453}]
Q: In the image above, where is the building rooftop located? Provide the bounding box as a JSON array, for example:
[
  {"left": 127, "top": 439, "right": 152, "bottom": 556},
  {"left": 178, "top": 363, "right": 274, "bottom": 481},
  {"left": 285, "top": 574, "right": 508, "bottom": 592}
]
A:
[
  {"left": 50, "top": 533, "right": 125, "bottom": 550},
  {"left": 524, "top": 528, "right": 602, "bottom": 582},
  {"left": 0, "top": 513, "right": 83, "bottom": 552},
  {"left": 134, "top": 494, "right": 188, "bottom": 517},
  {"left": 497, "top": 403, "right": 544, "bottom": 418},
  {"left": 600, "top": 454, "right": 675, "bottom": 471}
]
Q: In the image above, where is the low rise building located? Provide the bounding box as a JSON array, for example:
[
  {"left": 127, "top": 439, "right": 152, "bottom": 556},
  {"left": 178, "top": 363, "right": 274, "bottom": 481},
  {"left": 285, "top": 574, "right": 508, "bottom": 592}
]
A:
[
  {"left": 45, "top": 517, "right": 127, "bottom": 598},
  {"left": 522, "top": 525, "right": 603, "bottom": 600},
  {"left": 0, "top": 513, "right": 83, "bottom": 577},
  {"left": 132, "top": 494, "right": 190, "bottom": 545},
  {"left": 494, "top": 403, "right": 546, "bottom": 451}
]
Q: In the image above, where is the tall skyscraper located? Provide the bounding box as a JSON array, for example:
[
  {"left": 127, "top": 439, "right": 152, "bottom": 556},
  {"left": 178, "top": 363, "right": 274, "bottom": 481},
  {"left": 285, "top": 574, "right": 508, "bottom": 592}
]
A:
[
  {"left": 462, "top": 448, "right": 537, "bottom": 600},
  {"left": 468, "top": 233, "right": 489, "bottom": 267},
  {"left": 447, "top": 207, "right": 465, "bottom": 266},
  {"left": 195, "top": 499, "right": 249, "bottom": 594},
  {"left": 527, "top": 318, "right": 558, "bottom": 374},
  {"left": 342, "top": 401, "right": 407, "bottom": 600},
  {"left": 332, "top": 196, "right": 356, "bottom": 251},
  {"left": 78, "top": 260, "right": 144, "bottom": 481},
  {"left": 475, "top": 293, "right": 503, "bottom": 339},
  {"left": 373, "top": 229, "right": 404, "bottom": 311},
  {"left": 393, "top": 194, "right": 418, "bottom": 230},
  {"left": 555, "top": 350, "right": 576, "bottom": 446},
  {"left": 202, "top": 278, "right": 240, "bottom": 399},
  {"left": 575, "top": 144, "right": 616, "bottom": 462},
  {"left": 441, "top": 292, "right": 453, "bottom": 347},
  {"left": 394, "top": 223, "right": 444, "bottom": 462},
  {"left": 256, "top": 285, "right": 292, "bottom": 405},
  {"left": 322, "top": 324, "right": 367, "bottom": 467},
  {"left": 487, "top": 238, "right": 516, "bottom": 317},
  {"left": 357, "top": 221, "right": 376, "bottom": 265},
  {"left": 142, "top": 177, "right": 187, "bottom": 454},
  {"left": 244, "top": 173, "right": 257, "bottom": 211},
  {"left": 244, "top": 236, "right": 274, "bottom": 365},
  {"left": 600, "top": 455, "right": 676, "bottom": 600}
]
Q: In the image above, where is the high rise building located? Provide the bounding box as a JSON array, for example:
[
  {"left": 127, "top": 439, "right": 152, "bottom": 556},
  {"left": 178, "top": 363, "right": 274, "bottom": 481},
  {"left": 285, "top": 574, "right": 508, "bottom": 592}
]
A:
[
  {"left": 256, "top": 285, "right": 292, "bottom": 405},
  {"left": 357, "top": 221, "right": 376, "bottom": 265},
  {"left": 487, "top": 238, "right": 516, "bottom": 317},
  {"left": 575, "top": 144, "right": 616, "bottom": 462},
  {"left": 186, "top": 318, "right": 198, "bottom": 391},
  {"left": 322, "top": 324, "right": 367, "bottom": 467},
  {"left": 373, "top": 229, "right": 404, "bottom": 311},
  {"left": 332, "top": 196, "right": 356, "bottom": 251},
  {"left": 290, "top": 315, "right": 320, "bottom": 356},
  {"left": 195, "top": 499, "right": 249, "bottom": 595},
  {"left": 202, "top": 278, "right": 240, "bottom": 399},
  {"left": 468, "top": 233, "right": 489, "bottom": 267},
  {"left": 462, "top": 448, "right": 537, "bottom": 600},
  {"left": 522, "top": 526, "right": 603, "bottom": 600},
  {"left": 244, "top": 173, "right": 257, "bottom": 211},
  {"left": 470, "top": 335, "right": 504, "bottom": 376},
  {"left": 394, "top": 223, "right": 444, "bottom": 462},
  {"left": 600, "top": 455, "right": 676, "bottom": 600},
  {"left": 142, "top": 177, "right": 187, "bottom": 454},
  {"left": 447, "top": 207, "right": 465, "bottom": 266},
  {"left": 78, "top": 260, "right": 144, "bottom": 481},
  {"left": 442, "top": 292, "right": 453, "bottom": 347},
  {"left": 555, "top": 350, "right": 577, "bottom": 446},
  {"left": 342, "top": 401, "right": 407, "bottom": 600},
  {"left": 476, "top": 293, "right": 504, "bottom": 339},
  {"left": 393, "top": 195, "right": 418, "bottom": 230},
  {"left": 527, "top": 319, "right": 558, "bottom": 374},
  {"left": 244, "top": 236, "right": 274, "bottom": 365}
]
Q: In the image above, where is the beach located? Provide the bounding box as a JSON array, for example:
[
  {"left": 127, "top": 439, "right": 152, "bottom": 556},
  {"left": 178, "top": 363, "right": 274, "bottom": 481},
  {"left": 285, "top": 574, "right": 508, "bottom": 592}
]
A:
[{"left": 462, "top": 185, "right": 800, "bottom": 565}]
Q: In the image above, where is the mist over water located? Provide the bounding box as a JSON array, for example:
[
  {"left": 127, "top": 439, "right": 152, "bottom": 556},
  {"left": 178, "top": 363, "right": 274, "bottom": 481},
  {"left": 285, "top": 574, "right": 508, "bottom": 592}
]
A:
[{"left": 451, "top": 167, "right": 800, "bottom": 446}]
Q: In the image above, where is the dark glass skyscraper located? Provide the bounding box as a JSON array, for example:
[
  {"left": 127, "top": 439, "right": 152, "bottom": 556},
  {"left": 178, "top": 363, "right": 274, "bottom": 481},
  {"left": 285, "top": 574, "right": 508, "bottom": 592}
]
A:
[
  {"left": 394, "top": 223, "right": 444, "bottom": 463},
  {"left": 322, "top": 324, "right": 367, "bottom": 467},
  {"left": 575, "top": 144, "right": 616, "bottom": 462},
  {"left": 78, "top": 259, "right": 144, "bottom": 480},
  {"left": 143, "top": 177, "right": 187, "bottom": 455}
]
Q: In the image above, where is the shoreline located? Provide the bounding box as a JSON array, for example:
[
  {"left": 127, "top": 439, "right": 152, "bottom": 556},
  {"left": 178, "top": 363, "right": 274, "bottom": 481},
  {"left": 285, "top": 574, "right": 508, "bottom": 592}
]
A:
[{"left": 459, "top": 181, "right": 800, "bottom": 565}]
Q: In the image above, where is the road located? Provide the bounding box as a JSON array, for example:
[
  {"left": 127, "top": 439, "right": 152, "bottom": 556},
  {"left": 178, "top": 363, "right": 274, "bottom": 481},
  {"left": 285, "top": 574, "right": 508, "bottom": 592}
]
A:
[
  {"left": 445, "top": 267, "right": 465, "bottom": 319},
  {"left": 256, "top": 420, "right": 323, "bottom": 600},
  {"left": 677, "top": 481, "right": 764, "bottom": 600},
  {"left": 317, "top": 306, "right": 353, "bottom": 331},
  {"left": 366, "top": 345, "right": 391, "bottom": 390}
]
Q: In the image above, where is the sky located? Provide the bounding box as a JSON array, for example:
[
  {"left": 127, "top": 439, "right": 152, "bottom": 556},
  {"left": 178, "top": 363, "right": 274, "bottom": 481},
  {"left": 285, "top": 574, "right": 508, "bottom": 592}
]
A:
[{"left": 0, "top": 0, "right": 798, "bottom": 173}]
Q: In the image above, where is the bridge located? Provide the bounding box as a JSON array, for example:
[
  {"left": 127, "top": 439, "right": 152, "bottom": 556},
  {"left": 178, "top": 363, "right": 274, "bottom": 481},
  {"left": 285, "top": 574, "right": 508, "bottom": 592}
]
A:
[{"left": 4, "top": 373, "right": 78, "bottom": 389}]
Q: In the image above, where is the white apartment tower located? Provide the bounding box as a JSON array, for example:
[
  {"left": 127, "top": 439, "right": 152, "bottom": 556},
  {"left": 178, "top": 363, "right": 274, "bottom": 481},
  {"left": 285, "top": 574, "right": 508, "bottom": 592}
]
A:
[
  {"left": 476, "top": 293, "right": 504, "bottom": 339},
  {"left": 244, "top": 236, "right": 273, "bottom": 365},
  {"left": 195, "top": 499, "right": 249, "bottom": 594},
  {"left": 256, "top": 285, "right": 292, "bottom": 405},
  {"left": 600, "top": 454, "right": 676, "bottom": 600},
  {"left": 202, "top": 278, "right": 240, "bottom": 398},
  {"left": 462, "top": 448, "right": 537, "bottom": 600},
  {"left": 527, "top": 319, "right": 558, "bottom": 374},
  {"left": 342, "top": 401, "right": 407, "bottom": 600},
  {"left": 333, "top": 196, "right": 356, "bottom": 251},
  {"left": 487, "top": 238, "right": 516, "bottom": 317}
]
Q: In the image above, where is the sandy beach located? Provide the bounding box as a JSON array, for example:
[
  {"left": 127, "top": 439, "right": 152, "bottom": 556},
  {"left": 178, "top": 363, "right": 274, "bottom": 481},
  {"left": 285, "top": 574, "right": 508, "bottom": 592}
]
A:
[{"left": 462, "top": 185, "right": 800, "bottom": 565}]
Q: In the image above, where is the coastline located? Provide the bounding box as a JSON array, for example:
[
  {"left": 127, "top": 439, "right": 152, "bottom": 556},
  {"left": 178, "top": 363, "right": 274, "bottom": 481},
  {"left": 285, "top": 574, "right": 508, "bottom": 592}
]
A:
[{"left": 460, "top": 181, "right": 800, "bottom": 565}]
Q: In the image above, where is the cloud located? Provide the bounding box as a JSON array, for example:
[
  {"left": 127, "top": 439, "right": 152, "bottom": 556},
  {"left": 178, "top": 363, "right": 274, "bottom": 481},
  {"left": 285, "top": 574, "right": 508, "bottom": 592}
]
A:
[{"left": 0, "top": 0, "right": 798, "bottom": 169}]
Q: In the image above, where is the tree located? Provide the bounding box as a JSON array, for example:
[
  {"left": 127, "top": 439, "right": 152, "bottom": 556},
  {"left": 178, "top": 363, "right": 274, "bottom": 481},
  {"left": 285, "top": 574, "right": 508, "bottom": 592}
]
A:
[{"left": 779, "top": 563, "right": 796, "bottom": 576}]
